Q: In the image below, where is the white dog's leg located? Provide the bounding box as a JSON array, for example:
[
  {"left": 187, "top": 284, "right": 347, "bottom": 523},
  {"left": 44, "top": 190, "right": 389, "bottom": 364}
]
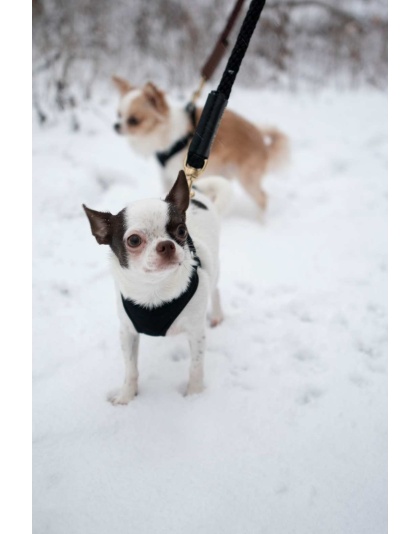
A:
[
  {"left": 108, "top": 326, "right": 139, "bottom": 405},
  {"left": 186, "top": 332, "right": 206, "bottom": 396},
  {"left": 210, "top": 287, "right": 224, "bottom": 327}
]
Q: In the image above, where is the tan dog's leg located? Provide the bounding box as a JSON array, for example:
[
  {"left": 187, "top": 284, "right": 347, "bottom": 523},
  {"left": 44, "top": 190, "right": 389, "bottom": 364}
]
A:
[{"left": 237, "top": 167, "right": 268, "bottom": 212}]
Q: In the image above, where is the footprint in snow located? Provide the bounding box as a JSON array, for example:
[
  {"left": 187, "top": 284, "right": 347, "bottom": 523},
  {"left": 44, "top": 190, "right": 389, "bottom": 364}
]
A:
[
  {"left": 229, "top": 365, "right": 255, "bottom": 391},
  {"left": 332, "top": 159, "right": 348, "bottom": 173},
  {"left": 287, "top": 300, "right": 314, "bottom": 323},
  {"left": 366, "top": 302, "right": 386, "bottom": 318},
  {"left": 230, "top": 365, "right": 249, "bottom": 376},
  {"left": 366, "top": 361, "right": 387, "bottom": 375},
  {"left": 357, "top": 341, "right": 382, "bottom": 360},
  {"left": 53, "top": 283, "right": 71, "bottom": 297},
  {"left": 296, "top": 386, "right": 325, "bottom": 406},
  {"left": 236, "top": 281, "right": 255, "bottom": 295},
  {"left": 293, "top": 348, "right": 316, "bottom": 362},
  {"left": 275, "top": 484, "right": 289, "bottom": 496},
  {"left": 349, "top": 372, "right": 372, "bottom": 388}
]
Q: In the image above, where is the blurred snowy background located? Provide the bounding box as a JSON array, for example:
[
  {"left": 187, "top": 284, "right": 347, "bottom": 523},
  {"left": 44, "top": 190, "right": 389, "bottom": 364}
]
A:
[
  {"left": 32, "top": 0, "right": 387, "bottom": 124},
  {"left": 33, "top": 2, "right": 387, "bottom": 534}
]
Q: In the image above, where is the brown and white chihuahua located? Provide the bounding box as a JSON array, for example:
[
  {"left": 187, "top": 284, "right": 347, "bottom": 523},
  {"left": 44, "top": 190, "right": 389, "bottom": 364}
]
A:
[
  {"left": 83, "top": 172, "right": 232, "bottom": 403},
  {"left": 112, "top": 76, "right": 289, "bottom": 212}
]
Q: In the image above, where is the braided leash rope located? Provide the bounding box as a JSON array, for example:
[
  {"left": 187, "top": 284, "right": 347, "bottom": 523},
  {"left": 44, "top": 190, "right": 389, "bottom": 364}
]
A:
[{"left": 217, "top": 0, "right": 266, "bottom": 100}]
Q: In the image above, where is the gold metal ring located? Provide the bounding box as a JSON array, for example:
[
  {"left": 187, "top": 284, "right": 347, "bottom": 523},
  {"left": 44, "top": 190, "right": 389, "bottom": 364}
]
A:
[{"left": 184, "top": 157, "right": 208, "bottom": 198}]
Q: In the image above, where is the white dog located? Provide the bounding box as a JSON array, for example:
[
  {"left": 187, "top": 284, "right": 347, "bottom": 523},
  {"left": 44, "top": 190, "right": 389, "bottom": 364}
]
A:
[{"left": 83, "top": 171, "right": 231, "bottom": 404}]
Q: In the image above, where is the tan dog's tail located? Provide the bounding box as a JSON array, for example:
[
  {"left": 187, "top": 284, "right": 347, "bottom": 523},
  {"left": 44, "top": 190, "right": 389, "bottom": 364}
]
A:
[{"left": 261, "top": 127, "right": 290, "bottom": 171}]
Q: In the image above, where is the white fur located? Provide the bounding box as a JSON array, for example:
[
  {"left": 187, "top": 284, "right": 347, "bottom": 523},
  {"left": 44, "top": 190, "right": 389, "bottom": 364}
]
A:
[
  {"left": 109, "top": 179, "right": 229, "bottom": 404},
  {"left": 119, "top": 89, "right": 142, "bottom": 117},
  {"left": 111, "top": 199, "right": 196, "bottom": 307},
  {"left": 117, "top": 91, "right": 190, "bottom": 187}
]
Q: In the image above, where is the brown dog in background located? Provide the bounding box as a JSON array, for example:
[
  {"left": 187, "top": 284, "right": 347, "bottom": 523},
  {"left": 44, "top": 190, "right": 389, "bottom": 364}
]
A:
[{"left": 112, "top": 76, "right": 289, "bottom": 211}]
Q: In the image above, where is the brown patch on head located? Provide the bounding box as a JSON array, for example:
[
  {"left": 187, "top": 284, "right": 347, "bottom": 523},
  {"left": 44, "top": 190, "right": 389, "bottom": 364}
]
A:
[
  {"left": 143, "top": 82, "right": 169, "bottom": 116},
  {"left": 82, "top": 205, "right": 128, "bottom": 268},
  {"left": 164, "top": 171, "right": 190, "bottom": 245},
  {"left": 165, "top": 204, "right": 188, "bottom": 246},
  {"left": 112, "top": 75, "right": 133, "bottom": 96},
  {"left": 165, "top": 171, "right": 190, "bottom": 213}
]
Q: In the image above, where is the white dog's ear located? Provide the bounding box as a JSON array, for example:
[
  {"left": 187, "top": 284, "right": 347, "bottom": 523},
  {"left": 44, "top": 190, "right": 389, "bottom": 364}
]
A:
[
  {"left": 112, "top": 75, "right": 133, "bottom": 96},
  {"left": 165, "top": 171, "right": 190, "bottom": 213},
  {"left": 143, "top": 82, "right": 168, "bottom": 116},
  {"left": 83, "top": 204, "right": 114, "bottom": 245}
]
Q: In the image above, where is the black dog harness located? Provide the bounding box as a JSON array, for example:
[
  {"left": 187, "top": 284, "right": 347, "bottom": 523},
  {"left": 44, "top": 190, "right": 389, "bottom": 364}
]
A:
[
  {"left": 155, "top": 103, "right": 197, "bottom": 168},
  {"left": 121, "top": 236, "right": 201, "bottom": 337}
]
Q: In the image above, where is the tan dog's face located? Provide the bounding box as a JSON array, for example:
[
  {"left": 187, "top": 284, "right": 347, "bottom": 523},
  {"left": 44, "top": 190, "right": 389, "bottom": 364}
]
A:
[{"left": 112, "top": 76, "right": 169, "bottom": 138}]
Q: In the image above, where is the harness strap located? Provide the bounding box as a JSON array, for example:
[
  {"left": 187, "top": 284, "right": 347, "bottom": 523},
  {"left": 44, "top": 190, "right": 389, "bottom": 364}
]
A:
[
  {"left": 186, "top": 234, "right": 201, "bottom": 268},
  {"left": 155, "top": 103, "right": 197, "bottom": 168}
]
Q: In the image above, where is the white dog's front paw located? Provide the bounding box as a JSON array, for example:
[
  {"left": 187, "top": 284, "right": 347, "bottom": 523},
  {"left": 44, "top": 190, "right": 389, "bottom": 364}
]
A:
[
  {"left": 107, "top": 385, "right": 138, "bottom": 405},
  {"left": 210, "top": 314, "right": 223, "bottom": 328},
  {"left": 185, "top": 381, "right": 204, "bottom": 396}
]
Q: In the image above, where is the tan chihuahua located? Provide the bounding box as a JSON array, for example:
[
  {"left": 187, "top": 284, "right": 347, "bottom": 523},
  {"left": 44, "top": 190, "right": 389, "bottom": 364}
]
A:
[{"left": 112, "top": 76, "right": 289, "bottom": 212}]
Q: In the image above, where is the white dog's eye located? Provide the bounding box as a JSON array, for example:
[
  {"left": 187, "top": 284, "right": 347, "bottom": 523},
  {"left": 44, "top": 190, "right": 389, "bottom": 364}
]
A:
[
  {"left": 127, "top": 235, "right": 142, "bottom": 247},
  {"left": 177, "top": 225, "right": 187, "bottom": 238}
]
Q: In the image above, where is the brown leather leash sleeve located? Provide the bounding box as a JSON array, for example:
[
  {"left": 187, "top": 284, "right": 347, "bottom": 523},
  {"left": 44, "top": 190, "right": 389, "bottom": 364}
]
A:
[{"left": 201, "top": 0, "right": 246, "bottom": 82}]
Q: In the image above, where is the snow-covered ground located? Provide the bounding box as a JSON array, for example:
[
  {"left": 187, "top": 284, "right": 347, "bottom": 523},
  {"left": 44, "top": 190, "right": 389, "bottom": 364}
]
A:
[{"left": 33, "top": 88, "right": 387, "bottom": 534}]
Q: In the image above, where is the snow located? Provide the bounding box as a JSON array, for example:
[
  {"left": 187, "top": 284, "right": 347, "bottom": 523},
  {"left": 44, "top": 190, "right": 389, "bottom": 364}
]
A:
[{"left": 33, "top": 88, "right": 387, "bottom": 534}]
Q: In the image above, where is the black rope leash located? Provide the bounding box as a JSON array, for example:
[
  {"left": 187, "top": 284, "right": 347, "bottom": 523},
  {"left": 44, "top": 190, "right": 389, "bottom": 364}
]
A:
[{"left": 184, "top": 0, "right": 266, "bottom": 187}]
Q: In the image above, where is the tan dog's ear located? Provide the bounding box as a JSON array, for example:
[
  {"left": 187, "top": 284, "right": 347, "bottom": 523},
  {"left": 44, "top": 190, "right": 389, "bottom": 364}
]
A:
[
  {"left": 112, "top": 75, "right": 133, "bottom": 96},
  {"left": 143, "top": 82, "right": 169, "bottom": 116}
]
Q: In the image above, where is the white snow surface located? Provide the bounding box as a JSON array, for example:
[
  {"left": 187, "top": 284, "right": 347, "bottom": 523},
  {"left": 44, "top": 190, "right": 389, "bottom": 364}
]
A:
[{"left": 33, "top": 88, "right": 387, "bottom": 534}]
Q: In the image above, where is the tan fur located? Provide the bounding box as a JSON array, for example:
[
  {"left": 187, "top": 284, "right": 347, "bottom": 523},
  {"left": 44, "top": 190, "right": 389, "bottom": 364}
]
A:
[
  {"left": 260, "top": 127, "right": 290, "bottom": 171},
  {"left": 112, "top": 77, "right": 290, "bottom": 211},
  {"left": 114, "top": 82, "right": 169, "bottom": 138}
]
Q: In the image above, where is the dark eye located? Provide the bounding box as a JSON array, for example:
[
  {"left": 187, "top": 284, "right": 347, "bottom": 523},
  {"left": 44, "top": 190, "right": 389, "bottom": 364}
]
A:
[
  {"left": 177, "top": 225, "right": 187, "bottom": 238},
  {"left": 127, "top": 116, "right": 140, "bottom": 126},
  {"left": 127, "top": 234, "right": 142, "bottom": 247}
]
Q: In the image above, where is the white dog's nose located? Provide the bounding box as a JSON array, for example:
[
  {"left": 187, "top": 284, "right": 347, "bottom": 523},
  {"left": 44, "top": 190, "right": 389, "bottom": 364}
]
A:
[{"left": 156, "top": 240, "right": 176, "bottom": 258}]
